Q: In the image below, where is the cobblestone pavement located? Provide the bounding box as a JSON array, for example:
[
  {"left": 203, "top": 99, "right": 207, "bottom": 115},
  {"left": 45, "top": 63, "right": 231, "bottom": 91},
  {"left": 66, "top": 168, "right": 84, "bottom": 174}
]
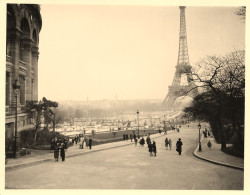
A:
[{"left": 5, "top": 124, "right": 243, "bottom": 189}]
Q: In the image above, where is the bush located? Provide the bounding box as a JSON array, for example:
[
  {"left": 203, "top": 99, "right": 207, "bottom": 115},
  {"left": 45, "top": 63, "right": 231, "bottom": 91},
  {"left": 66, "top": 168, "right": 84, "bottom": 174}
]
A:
[{"left": 20, "top": 128, "right": 69, "bottom": 148}]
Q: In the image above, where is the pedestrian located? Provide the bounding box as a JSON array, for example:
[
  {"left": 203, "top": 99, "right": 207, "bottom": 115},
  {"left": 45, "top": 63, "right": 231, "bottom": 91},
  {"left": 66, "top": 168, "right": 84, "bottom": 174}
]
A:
[
  {"left": 135, "top": 138, "right": 138, "bottom": 146},
  {"left": 83, "top": 137, "right": 86, "bottom": 149},
  {"left": 176, "top": 138, "right": 183, "bottom": 155},
  {"left": 123, "top": 134, "right": 125, "bottom": 141},
  {"left": 54, "top": 143, "right": 59, "bottom": 162},
  {"left": 50, "top": 138, "right": 55, "bottom": 150},
  {"left": 75, "top": 135, "right": 78, "bottom": 145},
  {"left": 169, "top": 138, "right": 172, "bottom": 150},
  {"left": 60, "top": 143, "right": 66, "bottom": 162},
  {"left": 89, "top": 137, "right": 92, "bottom": 149},
  {"left": 63, "top": 138, "right": 68, "bottom": 151},
  {"left": 148, "top": 141, "right": 153, "bottom": 157},
  {"left": 146, "top": 136, "right": 151, "bottom": 148},
  {"left": 207, "top": 140, "right": 212, "bottom": 149},
  {"left": 139, "top": 137, "right": 145, "bottom": 146},
  {"left": 165, "top": 137, "right": 169, "bottom": 150},
  {"left": 152, "top": 141, "right": 157, "bottom": 157}
]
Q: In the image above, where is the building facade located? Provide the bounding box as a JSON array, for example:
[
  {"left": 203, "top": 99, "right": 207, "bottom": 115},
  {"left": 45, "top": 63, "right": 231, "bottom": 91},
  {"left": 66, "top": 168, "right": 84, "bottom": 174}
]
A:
[{"left": 5, "top": 4, "right": 42, "bottom": 151}]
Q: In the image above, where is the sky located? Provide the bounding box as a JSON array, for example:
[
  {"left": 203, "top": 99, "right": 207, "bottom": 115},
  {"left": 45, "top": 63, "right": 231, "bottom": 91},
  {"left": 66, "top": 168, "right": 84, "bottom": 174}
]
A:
[{"left": 38, "top": 4, "right": 245, "bottom": 101}]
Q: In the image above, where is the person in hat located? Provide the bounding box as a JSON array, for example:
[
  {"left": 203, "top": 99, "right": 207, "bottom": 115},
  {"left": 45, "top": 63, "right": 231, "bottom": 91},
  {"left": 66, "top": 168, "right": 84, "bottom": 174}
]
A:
[{"left": 176, "top": 138, "right": 183, "bottom": 155}]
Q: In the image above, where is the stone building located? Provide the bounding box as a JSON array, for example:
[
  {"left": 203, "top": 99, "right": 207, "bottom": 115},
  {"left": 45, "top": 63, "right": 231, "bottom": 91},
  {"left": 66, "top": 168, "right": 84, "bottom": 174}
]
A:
[{"left": 5, "top": 4, "right": 42, "bottom": 152}]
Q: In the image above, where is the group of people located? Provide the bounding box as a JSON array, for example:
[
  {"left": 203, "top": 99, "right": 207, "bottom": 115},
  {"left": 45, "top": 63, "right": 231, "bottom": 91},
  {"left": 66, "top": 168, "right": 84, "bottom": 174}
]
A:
[
  {"left": 164, "top": 137, "right": 173, "bottom": 150},
  {"left": 79, "top": 136, "right": 92, "bottom": 149},
  {"left": 51, "top": 137, "right": 68, "bottom": 162},
  {"left": 165, "top": 137, "right": 183, "bottom": 155},
  {"left": 203, "top": 128, "right": 212, "bottom": 138},
  {"left": 131, "top": 132, "right": 184, "bottom": 156},
  {"left": 138, "top": 134, "right": 157, "bottom": 157}
]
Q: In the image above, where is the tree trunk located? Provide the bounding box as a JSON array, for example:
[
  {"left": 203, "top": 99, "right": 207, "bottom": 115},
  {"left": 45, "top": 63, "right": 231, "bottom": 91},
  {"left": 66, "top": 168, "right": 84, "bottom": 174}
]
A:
[
  {"left": 33, "top": 128, "right": 38, "bottom": 145},
  {"left": 218, "top": 96, "right": 226, "bottom": 150}
]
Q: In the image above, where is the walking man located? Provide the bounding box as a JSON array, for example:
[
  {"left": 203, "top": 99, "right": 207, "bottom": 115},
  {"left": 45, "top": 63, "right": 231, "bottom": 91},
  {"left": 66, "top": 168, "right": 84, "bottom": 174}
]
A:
[{"left": 176, "top": 138, "right": 183, "bottom": 155}]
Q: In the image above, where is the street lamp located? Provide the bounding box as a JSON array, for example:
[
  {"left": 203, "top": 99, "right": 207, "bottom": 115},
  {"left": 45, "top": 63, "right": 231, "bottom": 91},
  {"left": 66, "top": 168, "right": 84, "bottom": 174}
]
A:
[
  {"left": 198, "top": 122, "right": 202, "bottom": 152},
  {"left": 12, "top": 79, "right": 20, "bottom": 158},
  {"left": 137, "top": 110, "right": 139, "bottom": 136}
]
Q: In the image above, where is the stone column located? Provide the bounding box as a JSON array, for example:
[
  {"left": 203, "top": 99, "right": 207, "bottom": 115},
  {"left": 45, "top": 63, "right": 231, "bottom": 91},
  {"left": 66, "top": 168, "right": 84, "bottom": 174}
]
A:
[
  {"left": 6, "top": 72, "right": 12, "bottom": 106},
  {"left": 8, "top": 28, "right": 21, "bottom": 113},
  {"left": 20, "top": 38, "right": 32, "bottom": 102},
  {"left": 32, "top": 43, "right": 39, "bottom": 101}
]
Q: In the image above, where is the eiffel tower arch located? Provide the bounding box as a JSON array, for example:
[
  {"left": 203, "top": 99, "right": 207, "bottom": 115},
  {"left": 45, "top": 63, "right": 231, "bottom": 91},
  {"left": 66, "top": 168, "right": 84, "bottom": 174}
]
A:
[{"left": 163, "top": 6, "right": 198, "bottom": 111}]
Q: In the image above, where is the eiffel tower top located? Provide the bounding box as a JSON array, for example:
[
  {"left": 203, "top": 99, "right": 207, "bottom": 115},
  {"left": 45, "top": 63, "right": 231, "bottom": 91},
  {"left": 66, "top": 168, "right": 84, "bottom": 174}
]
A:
[{"left": 177, "top": 6, "right": 190, "bottom": 66}]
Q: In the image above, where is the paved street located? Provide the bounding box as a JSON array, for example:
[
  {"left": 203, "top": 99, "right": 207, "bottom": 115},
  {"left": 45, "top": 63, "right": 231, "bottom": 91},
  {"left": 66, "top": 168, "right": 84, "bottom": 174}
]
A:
[{"left": 5, "top": 125, "right": 243, "bottom": 189}]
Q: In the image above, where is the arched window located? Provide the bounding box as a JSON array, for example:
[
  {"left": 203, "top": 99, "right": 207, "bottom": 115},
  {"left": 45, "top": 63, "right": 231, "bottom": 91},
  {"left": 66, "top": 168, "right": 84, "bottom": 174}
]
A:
[
  {"left": 32, "top": 29, "right": 37, "bottom": 42},
  {"left": 20, "top": 18, "right": 30, "bottom": 61}
]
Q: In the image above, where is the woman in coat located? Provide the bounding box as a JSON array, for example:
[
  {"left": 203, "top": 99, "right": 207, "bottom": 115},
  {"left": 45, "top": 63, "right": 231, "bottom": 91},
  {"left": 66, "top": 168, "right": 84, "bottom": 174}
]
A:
[
  {"left": 168, "top": 138, "right": 172, "bottom": 150},
  {"left": 176, "top": 138, "right": 183, "bottom": 155}
]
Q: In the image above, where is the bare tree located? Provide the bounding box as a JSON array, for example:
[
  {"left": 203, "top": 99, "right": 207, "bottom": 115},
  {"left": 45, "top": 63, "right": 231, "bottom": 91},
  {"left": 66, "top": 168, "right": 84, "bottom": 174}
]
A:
[
  {"left": 184, "top": 50, "right": 245, "bottom": 150},
  {"left": 235, "top": 6, "right": 246, "bottom": 23}
]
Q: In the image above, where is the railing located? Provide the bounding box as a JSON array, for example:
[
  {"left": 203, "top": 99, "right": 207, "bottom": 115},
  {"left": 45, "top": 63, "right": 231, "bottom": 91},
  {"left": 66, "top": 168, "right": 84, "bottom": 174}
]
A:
[
  {"left": 19, "top": 60, "right": 27, "bottom": 68},
  {"left": 19, "top": 60, "right": 27, "bottom": 74},
  {"left": 6, "top": 55, "right": 12, "bottom": 62}
]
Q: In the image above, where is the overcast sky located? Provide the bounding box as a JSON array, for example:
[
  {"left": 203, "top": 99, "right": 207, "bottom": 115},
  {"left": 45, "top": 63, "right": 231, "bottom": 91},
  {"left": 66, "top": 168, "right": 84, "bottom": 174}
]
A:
[{"left": 38, "top": 5, "right": 245, "bottom": 101}]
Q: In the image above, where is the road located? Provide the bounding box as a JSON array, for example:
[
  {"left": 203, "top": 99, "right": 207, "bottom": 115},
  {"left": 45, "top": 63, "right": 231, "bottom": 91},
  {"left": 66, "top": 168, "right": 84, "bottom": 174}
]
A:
[{"left": 5, "top": 125, "right": 243, "bottom": 189}]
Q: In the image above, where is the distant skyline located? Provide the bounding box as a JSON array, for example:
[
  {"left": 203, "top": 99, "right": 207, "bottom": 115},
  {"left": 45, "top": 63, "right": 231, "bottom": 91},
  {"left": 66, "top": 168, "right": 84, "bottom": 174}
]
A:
[{"left": 38, "top": 5, "right": 245, "bottom": 101}]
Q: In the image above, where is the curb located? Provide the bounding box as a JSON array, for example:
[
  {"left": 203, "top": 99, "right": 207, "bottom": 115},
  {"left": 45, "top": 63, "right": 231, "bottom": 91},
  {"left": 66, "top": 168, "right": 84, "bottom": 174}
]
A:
[
  {"left": 193, "top": 144, "right": 244, "bottom": 170},
  {"left": 6, "top": 132, "right": 168, "bottom": 171}
]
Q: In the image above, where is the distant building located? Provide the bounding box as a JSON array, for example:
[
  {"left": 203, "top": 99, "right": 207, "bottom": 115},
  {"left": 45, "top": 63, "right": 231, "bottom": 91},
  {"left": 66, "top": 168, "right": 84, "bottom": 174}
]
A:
[{"left": 5, "top": 4, "right": 42, "bottom": 151}]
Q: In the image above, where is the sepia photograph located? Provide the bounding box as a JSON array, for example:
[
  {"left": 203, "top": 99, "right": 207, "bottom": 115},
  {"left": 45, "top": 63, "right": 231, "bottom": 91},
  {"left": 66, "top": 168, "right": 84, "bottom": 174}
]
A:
[{"left": 1, "top": 0, "right": 248, "bottom": 191}]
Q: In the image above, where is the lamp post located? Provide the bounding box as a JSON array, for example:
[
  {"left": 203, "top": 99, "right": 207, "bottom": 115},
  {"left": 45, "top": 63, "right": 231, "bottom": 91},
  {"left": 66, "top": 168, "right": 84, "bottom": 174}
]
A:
[
  {"left": 198, "top": 122, "right": 202, "bottom": 151},
  {"left": 12, "top": 79, "right": 20, "bottom": 158},
  {"left": 137, "top": 110, "right": 139, "bottom": 136}
]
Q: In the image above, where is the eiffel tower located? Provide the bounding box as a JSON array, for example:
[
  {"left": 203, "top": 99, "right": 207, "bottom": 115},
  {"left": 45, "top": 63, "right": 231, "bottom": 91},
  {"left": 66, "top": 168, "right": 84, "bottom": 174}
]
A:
[{"left": 162, "top": 6, "right": 198, "bottom": 111}]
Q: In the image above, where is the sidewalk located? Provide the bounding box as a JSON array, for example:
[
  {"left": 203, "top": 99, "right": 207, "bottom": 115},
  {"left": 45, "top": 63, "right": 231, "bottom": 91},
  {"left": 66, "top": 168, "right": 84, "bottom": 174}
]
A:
[
  {"left": 6, "top": 132, "right": 167, "bottom": 171},
  {"left": 193, "top": 136, "right": 244, "bottom": 170}
]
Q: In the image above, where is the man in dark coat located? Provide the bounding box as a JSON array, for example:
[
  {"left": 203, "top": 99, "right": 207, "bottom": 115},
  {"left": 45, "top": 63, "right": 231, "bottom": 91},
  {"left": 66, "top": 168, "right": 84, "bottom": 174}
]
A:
[
  {"left": 60, "top": 143, "right": 66, "bottom": 161},
  {"left": 176, "top": 138, "right": 183, "bottom": 155},
  {"left": 146, "top": 136, "right": 151, "bottom": 148},
  {"left": 152, "top": 141, "right": 157, "bottom": 157},
  {"left": 89, "top": 138, "right": 92, "bottom": 149},
  {"left": 148, "top": 142, "right": 153, "bottom": 156}
]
